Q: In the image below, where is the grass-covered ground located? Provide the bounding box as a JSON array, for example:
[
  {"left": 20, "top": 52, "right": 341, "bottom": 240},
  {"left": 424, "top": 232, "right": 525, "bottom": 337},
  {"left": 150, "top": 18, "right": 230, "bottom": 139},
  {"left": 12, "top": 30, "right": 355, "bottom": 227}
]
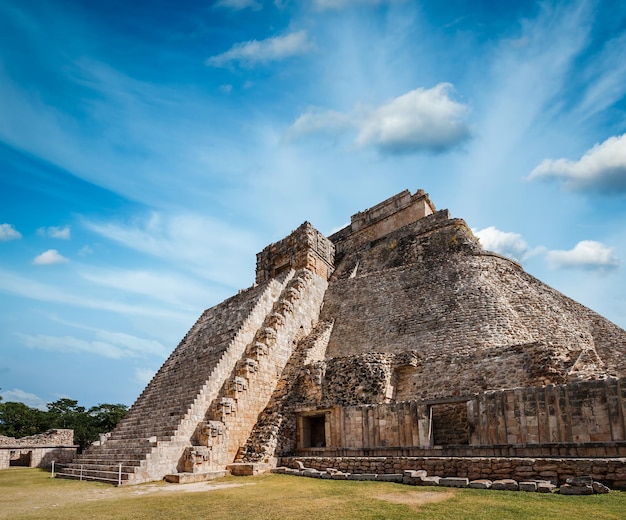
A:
[{"left": 2, "top": 468, "right": 625, "bottom": 519}]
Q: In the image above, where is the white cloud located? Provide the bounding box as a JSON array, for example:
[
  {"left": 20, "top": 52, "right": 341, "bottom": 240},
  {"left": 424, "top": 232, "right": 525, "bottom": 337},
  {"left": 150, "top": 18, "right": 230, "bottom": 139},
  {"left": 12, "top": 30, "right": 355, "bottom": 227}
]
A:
[
  {"left": 355, "top": 84, "right": 471, "bottom": 153},
  {"left": 214, "top": 0, "right": 262, "bottom": 10},
  {"left": 38, "top": 226, "right": 71, "bottom": 239},
  {"left": 528, "top": 134, "right": 626, "bottom": 194},
  {"left": 32, "top": 249, "right": 69, "bottom": 265},
  {"left": 16, "top": 330, "right": 168, "bottom": 360},
  {"left": 0, "top": 389, "right": 47, "bottom": 410},
  {"left": 474, "top": 226, "right": 534, "bottom": 262},
  {"left": 286, "top": 84, "right": 471, "bottom": 154},
  {"left": 0, "top": 223, "right": 22, "bottom": 241},
  {"left": 206, "top": 30, "right": 313, "bottom": 67},
  {"left": 547, "top": 240, "right": 620, "bottom": 271}
]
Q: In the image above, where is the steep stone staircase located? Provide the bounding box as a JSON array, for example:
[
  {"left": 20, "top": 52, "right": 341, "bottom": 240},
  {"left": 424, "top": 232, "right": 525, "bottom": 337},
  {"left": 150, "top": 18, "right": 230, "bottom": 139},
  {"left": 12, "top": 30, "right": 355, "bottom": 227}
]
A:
[
  {"left": 178, "top": 269, "right": 328, "bottom": 476},
  {"left": 57, "top": 268, "right": 328, "bottom": 484},
  {"left": 56, "top": 271, "right": 294, "bottom": 484}
]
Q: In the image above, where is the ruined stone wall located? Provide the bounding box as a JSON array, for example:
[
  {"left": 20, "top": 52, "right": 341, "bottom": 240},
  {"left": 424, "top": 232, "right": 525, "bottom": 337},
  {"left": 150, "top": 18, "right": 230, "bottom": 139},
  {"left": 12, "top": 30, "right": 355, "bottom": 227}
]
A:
[{"left": 0, "top": 429, "right": 74, "bottom": 447}]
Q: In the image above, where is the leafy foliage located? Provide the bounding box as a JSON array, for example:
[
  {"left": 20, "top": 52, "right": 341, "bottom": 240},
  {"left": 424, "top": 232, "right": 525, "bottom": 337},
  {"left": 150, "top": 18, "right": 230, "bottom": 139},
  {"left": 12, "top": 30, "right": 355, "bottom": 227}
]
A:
[{"left": 0, "top": 398, "right": 128, "bottom": 451}]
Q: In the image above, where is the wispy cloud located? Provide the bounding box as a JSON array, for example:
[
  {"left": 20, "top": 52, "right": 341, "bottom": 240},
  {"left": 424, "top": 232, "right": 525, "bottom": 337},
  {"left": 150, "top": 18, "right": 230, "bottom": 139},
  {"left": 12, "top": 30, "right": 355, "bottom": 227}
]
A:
[
  {"left": 135, "top": 367, "right": 156, "bottom": 385},
  {"left": 0, "top": 388, "right": 47, "bottom": 410},
  {"left": 32, "top": 249, "right": 69, "bottom": 265},
  {"left": 547, "top": 240, "right": 620, "bottom": 271},
  {"left": 0, "top": 267, "right": 193, "bottom": 321},
  {"left": 38, "top": 225, "right": 71, "bottom": 239},
  {"left": 0, "top": 223, "right": 22, "bottom": 241},
  {"left": 528, "top": 134, "right": 626, "bottom": 194},
  {"left": 206, "top": 30, "right": 313, "bottom": 67},
  {"left": 15, "top": 330, "right": 168, "bottom": 360},
  {"left": 79, "top": 268, "right": 213, "bottom": 310},
  {"left": 84, "top": 212, "right": 258, "bottom": 287},
  {"left": 287, "top": 84, "right": 471, "bottom": 154},
  {"left": 313, "top": 0, "right": 402, "bottom": 9},
  {"left": 214, "top": 0, "right": 262, "bottom": 10}
]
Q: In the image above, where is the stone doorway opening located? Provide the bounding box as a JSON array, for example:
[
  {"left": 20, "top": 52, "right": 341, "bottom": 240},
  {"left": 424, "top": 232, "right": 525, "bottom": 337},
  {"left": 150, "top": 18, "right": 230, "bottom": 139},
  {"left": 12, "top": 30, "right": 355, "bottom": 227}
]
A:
[
  {"left": 299, "top": 413, "right": 328, "bottom": 448},
  {"left": 10, "top": 450, "right": 32, "bottom": 467},
  {"left": 430, "top": 402, "right": 470, "bottom": 446}
]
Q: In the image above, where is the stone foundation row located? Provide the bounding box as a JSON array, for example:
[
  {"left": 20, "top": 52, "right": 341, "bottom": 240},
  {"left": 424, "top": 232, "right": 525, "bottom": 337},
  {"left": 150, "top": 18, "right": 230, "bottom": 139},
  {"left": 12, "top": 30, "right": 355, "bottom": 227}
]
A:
[{"left": 272, "top": 463, "right": 611, "bottom": 495}]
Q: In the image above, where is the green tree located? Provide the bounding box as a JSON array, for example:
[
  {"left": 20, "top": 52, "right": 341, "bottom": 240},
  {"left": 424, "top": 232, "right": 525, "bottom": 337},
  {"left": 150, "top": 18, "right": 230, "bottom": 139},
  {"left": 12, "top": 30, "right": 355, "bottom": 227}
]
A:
[
  {"left": 0, "top": 401, "right": 49, "bottom": 438},
  {"left": 89, "top": 403, "right": 128, "bottom": 433}
]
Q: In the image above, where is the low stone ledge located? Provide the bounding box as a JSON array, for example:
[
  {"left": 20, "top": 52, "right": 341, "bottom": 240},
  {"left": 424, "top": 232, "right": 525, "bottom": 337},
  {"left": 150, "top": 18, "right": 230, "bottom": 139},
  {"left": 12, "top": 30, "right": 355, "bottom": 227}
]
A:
[
  {"left": 518, "top": 482, "right": 537, "bottom": 492},
  {"left": 376, "top": 473, "right": 403, "bottom": 482},
  {"left": 491, "top": 479, "right": 519, "bottom": 491},
  {"left": 469, "top": 479, "right": 492, "bottom": 489},
  {"left": 227, "top": 463, "right": 269, "bottom": 476},
  {"left": 164, "top": 471, "right": 226, "bottom": 484},
  {"left": 439, "top": 477, "right": 469, "bottom": 488},
  {"left": 348, "top": 473, "right": 377, "bottom": 481}
]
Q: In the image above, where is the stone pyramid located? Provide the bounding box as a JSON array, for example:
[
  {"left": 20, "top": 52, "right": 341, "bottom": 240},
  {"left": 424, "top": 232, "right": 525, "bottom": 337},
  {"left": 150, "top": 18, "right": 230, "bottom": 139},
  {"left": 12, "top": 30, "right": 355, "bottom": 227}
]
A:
[{"left": 58, "top": 189, "right": 626, "bottom": 485}]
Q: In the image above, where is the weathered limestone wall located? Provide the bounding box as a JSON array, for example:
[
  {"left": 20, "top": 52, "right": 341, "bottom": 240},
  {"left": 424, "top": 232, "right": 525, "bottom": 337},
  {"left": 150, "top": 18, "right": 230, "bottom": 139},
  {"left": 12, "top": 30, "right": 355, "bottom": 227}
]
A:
[
  {"left": 472, "top": 378, "right": 626, "bottom": 445},
  {"left": 285, "top": 378, "right": 626, "bottom": 456},
  {"left": 256, "top": 222, "right": 335, "bottom": 284},
  {"left": 280, "top": 455, "right": 626, "bottom": 490}
]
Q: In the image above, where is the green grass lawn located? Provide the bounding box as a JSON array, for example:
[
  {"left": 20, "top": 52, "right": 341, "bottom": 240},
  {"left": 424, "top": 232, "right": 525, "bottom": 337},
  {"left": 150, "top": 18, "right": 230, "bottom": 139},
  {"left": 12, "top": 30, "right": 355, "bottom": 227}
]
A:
[{"left": 2, "top": 468, "right": 625, "bottom": 519}]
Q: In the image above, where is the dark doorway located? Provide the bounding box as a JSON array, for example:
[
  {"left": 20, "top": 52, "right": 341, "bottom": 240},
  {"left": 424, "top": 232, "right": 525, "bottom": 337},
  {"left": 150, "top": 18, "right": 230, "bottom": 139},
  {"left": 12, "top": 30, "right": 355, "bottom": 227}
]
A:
[
  {"left": 9, "top": 450, "right": 32, "bottom": 467},
  {"left": 431, "top": 402, "right": 469, "bottom": 446},
  {"left": 301, "top": 414, "right": 327, "bottom": 448}
]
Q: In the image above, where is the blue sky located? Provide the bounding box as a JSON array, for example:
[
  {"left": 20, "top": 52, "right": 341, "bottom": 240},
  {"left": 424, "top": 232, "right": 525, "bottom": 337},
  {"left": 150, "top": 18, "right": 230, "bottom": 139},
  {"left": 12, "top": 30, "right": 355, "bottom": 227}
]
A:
[{"left": 1, "top": 0, "right": 625, "bottom": 409}]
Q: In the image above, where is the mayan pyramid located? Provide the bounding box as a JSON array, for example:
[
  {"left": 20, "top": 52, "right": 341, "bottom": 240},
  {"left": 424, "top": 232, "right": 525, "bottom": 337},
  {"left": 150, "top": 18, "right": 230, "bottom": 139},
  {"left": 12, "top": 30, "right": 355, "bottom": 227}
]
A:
[{"left": 58, "top": 189, "right": 626, "bottom": 485}]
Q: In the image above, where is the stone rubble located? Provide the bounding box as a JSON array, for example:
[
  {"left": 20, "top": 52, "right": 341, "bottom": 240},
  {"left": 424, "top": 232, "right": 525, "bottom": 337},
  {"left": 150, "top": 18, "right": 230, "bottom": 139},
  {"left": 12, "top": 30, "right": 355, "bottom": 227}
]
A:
[{"left": 272, "top": 462, "right": 608, "bottom": 495}]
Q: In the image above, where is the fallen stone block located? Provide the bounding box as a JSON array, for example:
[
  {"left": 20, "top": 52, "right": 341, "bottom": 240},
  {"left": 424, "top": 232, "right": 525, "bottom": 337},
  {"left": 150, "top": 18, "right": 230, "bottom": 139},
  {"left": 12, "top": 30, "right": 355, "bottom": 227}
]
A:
[
  {"left": 439, "top": 477, "right": 469, "bottom": 488},
  {"left": 559, "top": 483, "right": 593, "bottom": 495},
  {"left": 302, "top": 468, "right": 322, "bottom": 478},
  {"left": 403, "top": 470, "right": 428, "bottom": 479},
  {"left": 348, "top": 473, "right": 377, "bottom": 481},
  {"left": 418, "top": 476, "right": 441, "bottom": 486},
  {"left": 469, "top": 479, "right": 492, "bottom": 489},
  {"left": 491, "top": 479, "right": 519, "bottom": 491},
  {"left": 592, "top": 481, "right": 611, "bottom": 494},
  {"left": 331, "top": 473, "right": 349, "bottom": 480},
  {"left": 285, "top": 468, "right": 301, "bottom": 475},
  {"left": 536, "top": 482, "right": 557, "bottom": 493},
  {"left": 566, "top": 476, "right": 593, "bottom": 487},
  {"left": 518, "top": 481, "right": 537, "bottom": 492}
]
